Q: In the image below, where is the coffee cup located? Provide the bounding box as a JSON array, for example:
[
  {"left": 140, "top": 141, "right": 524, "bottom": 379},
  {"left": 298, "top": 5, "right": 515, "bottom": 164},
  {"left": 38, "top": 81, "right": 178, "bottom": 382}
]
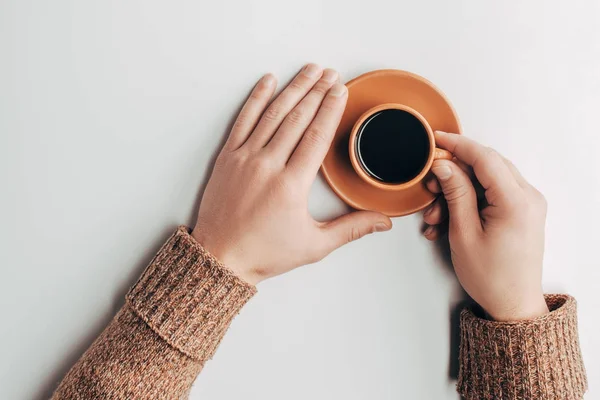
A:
[{"left": 348, "top": 103, "right": 453, "bottom": 191}]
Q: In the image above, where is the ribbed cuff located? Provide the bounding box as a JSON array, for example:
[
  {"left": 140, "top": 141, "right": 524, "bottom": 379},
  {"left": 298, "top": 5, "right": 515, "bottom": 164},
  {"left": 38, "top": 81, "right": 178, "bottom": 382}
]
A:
[
  {"left": 458, "top": 294, "right": 587, "bottom": 400},
  {"left": 126, "top": 226, "right": 257, "bottom": 361}
]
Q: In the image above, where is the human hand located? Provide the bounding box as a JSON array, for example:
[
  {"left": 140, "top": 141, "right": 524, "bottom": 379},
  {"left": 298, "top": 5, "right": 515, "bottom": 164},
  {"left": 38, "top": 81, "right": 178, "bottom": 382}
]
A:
[
  {"left": 192, "top": 64, "right": 392, "bottom": 285},
  {"left": 422, "top": 131, "right": 549, "bottom": 321}
]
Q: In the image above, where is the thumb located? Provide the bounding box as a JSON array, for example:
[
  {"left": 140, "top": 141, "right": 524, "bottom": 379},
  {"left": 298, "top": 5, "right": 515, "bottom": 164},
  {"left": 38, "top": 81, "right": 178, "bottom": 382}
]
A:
[
  {"left": 431, "top": 159, "right": 481, "bottom": 234},
  {"left": 322, "top": 211, "right": 392, "bottom": 252}
]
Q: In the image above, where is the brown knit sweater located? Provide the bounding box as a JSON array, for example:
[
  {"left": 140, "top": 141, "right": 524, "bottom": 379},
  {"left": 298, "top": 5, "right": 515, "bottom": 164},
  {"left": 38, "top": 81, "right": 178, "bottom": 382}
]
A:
[{"left": 52, "top": 227, "right": 587, "bottom": 399}]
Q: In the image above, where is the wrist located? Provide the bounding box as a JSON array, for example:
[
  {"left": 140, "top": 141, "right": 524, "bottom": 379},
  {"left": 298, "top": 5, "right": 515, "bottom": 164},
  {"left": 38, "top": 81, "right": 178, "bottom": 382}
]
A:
[
  {"left": 485, "top": 294, "right": 549, "bottom": 322},
  {"left": 190, "top": 228, "right": 261, "bottom": 286}
]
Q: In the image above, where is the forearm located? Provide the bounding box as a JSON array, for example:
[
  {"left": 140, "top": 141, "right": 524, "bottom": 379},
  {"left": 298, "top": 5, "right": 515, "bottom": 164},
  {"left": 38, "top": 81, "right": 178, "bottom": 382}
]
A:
[
  {"left": 458, "top": 294, "right": 587, "bottom": 400},
  {"left": 53, "top": 227, "right": 256, "bottom": 399},
  {"left": 52, "top": 305, "right": 203, "bottom": 399}
]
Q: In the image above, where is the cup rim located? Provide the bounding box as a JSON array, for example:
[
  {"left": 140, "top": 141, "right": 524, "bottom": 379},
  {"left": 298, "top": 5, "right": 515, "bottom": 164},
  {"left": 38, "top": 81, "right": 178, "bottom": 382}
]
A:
[{"left": 348, "top": 103, "right": 436, "bottom": 192}]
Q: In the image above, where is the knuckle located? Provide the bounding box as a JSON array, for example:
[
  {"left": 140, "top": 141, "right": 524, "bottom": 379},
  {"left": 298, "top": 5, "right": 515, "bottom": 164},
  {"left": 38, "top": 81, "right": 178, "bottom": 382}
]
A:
[
  {"left": 443, "top": 184, "right": 470, "bottom": 203},
  {"left": 249, "top": 88, "right": 265, "bottom": 101},
  {"left": 318, "top": 99, "right": 336, "bottom": 113},
  {"left": 531, "top": 190, "right": 548, "bottom": 216},
  {"left": 286, "top": 108, "right": 306, "bottom": 126},
  {"left": 305, "top": 126, "right": 328, "bottom": 147},
  {"left": 228, "top": 149, "right": 249, "bottom": 165},
  {"left": 534, "top": 190, "right": 547, "bottom": 208},
  {"left": 348, "top": 227, "right": 362, "bottom": 243},
  {"left": 289, "top": 77, "right": 308, "bottom": 91},
  {"left": 253, "top": 155, "right": 274, "bottom": 173},
  {"left": 232, "top": 114, "right": 248, "bottom": 130},
  {"left": 214, "top": 152, "right": 228, "bottom": 168},
  {"left": 474, "top": 146, "right": 500, "bottom": 168},
  {"left": 311, "top": 83, "right": 329, "bottom": 96},
  {"left": 262, "top": 107, "right": 281, "bottom": 123},
  {"left": 539, "top": 194, "right": 548, "bottom": 210},
  {"left": 484, "top": 146, "right": 499, "bottom": 157},
  {"left": 274, "top": 173, "right": 295, "bottom": 194}
]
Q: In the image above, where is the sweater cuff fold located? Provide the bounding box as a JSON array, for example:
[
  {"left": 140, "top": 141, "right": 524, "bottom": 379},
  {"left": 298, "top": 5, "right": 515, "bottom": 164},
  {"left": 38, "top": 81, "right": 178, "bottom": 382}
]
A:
[
  {"left": 458, "top": 294, "right": 587, "bottom": 400},
  {"left": 126, "top": 226, "right": 256, "bottom": 361}
]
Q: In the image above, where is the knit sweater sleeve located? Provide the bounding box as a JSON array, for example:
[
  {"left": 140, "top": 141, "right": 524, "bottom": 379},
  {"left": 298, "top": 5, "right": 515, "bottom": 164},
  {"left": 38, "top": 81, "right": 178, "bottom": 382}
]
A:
[
  {"left": 51, "top": 227, "right": 588, "bottom": 400},
  {"left": 52, "top": 226, "right": 256, "bottom": 400},
  {"left": 457, "top": 294, "right": 588, "bottom": 400}
]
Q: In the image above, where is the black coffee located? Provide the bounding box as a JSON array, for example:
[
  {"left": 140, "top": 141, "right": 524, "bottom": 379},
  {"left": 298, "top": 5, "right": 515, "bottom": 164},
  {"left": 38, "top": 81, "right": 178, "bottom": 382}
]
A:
[{"left": 356, "top": 109, "right": 430, "bottom": 184}]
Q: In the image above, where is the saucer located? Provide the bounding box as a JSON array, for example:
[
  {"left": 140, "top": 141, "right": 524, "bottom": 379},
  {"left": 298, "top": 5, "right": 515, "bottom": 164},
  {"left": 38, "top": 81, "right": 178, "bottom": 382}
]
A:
[{"left": 321, "top": 70, "right": 462, "bottom": 217}]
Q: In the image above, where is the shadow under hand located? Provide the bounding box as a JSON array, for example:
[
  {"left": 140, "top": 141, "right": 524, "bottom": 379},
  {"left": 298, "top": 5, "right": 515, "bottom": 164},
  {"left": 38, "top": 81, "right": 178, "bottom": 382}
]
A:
[
  {"left": 186, "top": 87, "right": 253, "bottom": 227},
  {"left": 34, "top": 89, "right": 249, "bottom": 400},
  {"left": 32, "top": 225, "right": 175, "bottom": 400},
  {"left": 428, "top": 230, "right": 472, "bottom": 382}
]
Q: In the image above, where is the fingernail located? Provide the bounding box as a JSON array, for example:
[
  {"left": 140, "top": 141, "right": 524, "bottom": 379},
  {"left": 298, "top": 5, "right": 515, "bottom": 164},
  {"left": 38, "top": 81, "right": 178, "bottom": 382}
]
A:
[
  {"left": 431, "top": 165, "right": 452, "bottom": 181},
  {"left": 435, "top": 130, "right": 448, "bottom": 135},
  {"left": 262, "top": 73, "right": 275, "bottom": 86},
  {"left": 374, "top": 222, "right": 391, "bottom": 232},
  {"left": 322, "top": 69, "right": 338, "bottom": 83},
  {"left": 424, "top": 225, "right": 434, "bottom": 236},
  {"left": 329, "top": 83, "right": 347, "bottom": 97},
  {"left": 424, "top": 205, "right": 434, "bottom": 217},
  {"left": 303, "top": 63, "right": 321, "bottom": 78}
]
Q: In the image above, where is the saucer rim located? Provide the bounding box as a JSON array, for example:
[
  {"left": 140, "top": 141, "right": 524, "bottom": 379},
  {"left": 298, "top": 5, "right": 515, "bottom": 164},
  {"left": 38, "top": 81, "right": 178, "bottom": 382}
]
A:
[{"left": 320, "top": 69, "right": 462, "bottom": 217}]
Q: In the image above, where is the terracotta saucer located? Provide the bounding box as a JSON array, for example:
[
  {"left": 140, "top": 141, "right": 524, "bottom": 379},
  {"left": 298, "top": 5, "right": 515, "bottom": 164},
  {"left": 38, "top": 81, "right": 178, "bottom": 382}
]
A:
[{"left": 321, "top": 69, "right": 462, "bottom": 217}]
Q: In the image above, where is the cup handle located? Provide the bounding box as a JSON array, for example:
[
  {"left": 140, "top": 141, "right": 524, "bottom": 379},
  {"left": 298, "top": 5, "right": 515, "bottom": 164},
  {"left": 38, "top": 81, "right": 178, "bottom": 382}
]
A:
[{"left": 433, "top": 148, "right": 453, "bottom": 161}]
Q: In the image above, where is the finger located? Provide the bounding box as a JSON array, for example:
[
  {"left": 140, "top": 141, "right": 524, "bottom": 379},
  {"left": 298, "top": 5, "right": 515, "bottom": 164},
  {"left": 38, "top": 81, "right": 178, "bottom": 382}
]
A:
[
  {"left": 321, "top": 210, "right": 392, "bottom": 253},
  {"left": 225, "top": 74, "right": 277, "bottom": 151},
  {"left": 266, "top": 69, "right": 339, "bottom": 161},
  {"left": 425, "top": 176, "right": 442, "bottom": 194},
  {"left": 435, "top": 131, "right": 523, "bottom": 208},
  {"left": 500, "top": 155, "right": 529, "bottom": 188},
  {"left": 287, "top": 83, "right": 348, "bottom": 183},
  {"left": 423, "top": 223, "right": 448, "bottom": 241},
  {"left": 452, "top": 158, "right": 487, "bottom": 202},
  {"left": 423, "top": 197, "right": 448, "bottom": 226},
  {"left": 243, "top": 64, "right": 323, "bottom": 150},
  {"left": 454, "top": 158, "right": 474, "bottom": 179},
  {"left": 430, "top": 159, "right": 481, "bottom": 236}
]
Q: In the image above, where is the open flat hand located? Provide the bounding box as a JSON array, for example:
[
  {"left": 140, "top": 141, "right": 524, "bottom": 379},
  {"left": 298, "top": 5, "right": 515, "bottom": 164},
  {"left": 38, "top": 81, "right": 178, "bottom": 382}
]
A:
[{"left": 192, "top": 64, "right": 392, "bottom": 285}]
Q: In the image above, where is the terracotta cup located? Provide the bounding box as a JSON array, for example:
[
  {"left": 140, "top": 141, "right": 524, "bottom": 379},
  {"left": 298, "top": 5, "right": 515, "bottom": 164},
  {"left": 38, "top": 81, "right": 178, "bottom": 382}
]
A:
[{"left": 348, "top": 103, "right": 453, "bottom": 191}]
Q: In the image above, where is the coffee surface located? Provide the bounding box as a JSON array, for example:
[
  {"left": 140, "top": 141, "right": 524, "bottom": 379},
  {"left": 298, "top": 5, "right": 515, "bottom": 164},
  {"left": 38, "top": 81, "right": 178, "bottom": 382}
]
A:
[{"left": 356, "top": 109, "right": 430, "bottom": 184}]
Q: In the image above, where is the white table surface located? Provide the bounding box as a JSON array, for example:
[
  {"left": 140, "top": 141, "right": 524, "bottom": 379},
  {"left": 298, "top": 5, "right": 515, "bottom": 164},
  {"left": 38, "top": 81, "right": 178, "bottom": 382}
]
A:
[{"left": 1, "top": 1, "right": 599, "bottom": 399}]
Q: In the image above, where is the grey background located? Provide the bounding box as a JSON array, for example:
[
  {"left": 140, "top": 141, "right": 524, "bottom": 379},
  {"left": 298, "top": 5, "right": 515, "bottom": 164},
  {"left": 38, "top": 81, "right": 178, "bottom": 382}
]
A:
[{"left": 1, "top": 1, "right": 598, "bottom": 399}]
